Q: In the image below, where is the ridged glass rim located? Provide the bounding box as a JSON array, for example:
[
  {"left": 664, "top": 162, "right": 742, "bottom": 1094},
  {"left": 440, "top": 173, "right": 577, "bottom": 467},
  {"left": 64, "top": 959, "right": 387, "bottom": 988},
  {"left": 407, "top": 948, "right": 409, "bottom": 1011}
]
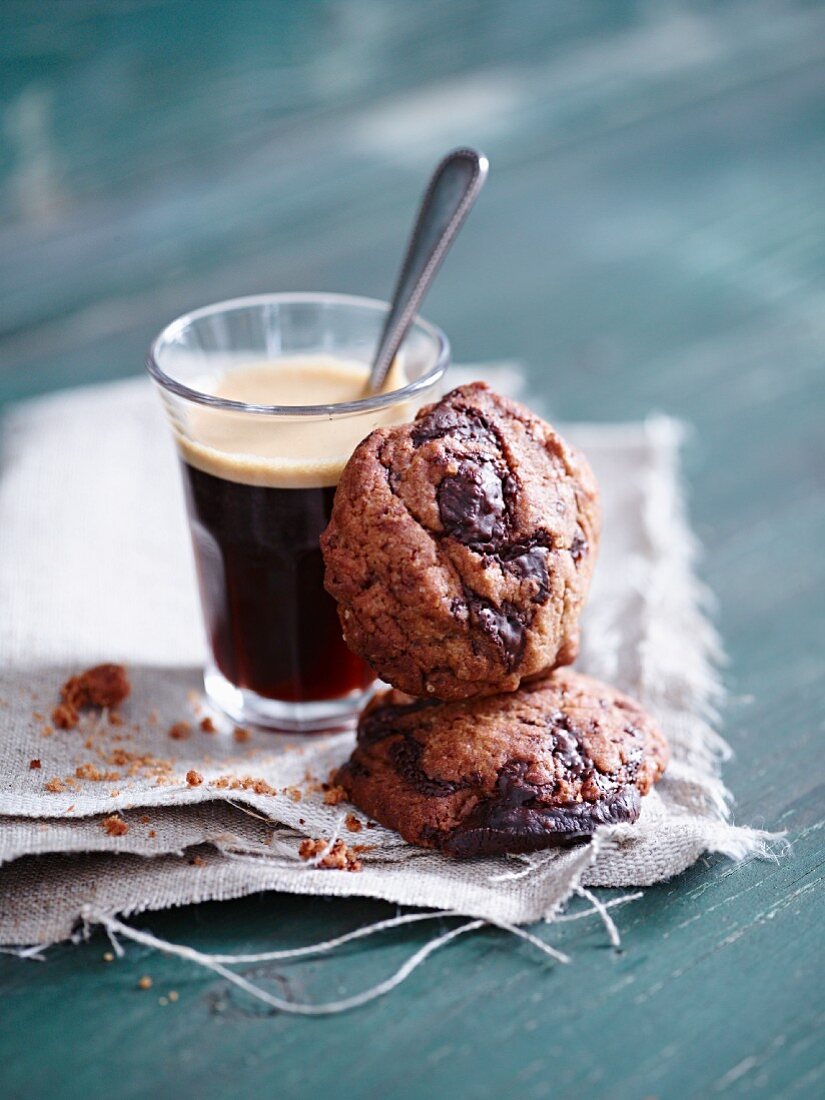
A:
[{"left": 146, "top": 291, "right": 450, "bottom": 416}]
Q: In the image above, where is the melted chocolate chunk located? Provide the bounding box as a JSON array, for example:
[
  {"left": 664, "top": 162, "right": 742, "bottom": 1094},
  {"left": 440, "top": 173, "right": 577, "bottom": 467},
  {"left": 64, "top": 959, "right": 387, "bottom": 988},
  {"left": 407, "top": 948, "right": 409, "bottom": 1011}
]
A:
[
  {"left": 442, "top": 740, "right": 640, "bottom": 857},
  {"left": 438, "top": 755, "right": 640, "bottom": 857},
  {"left": 358, "top": 697, "right": 441, "bottom": 746},
  {"left": 437, "top": 460, "right": 506, "bottom": 543},
  {"left": 500, "top": 543, "right": 551, "bottom": 602},
  {"left": 411, "top": 406, "right": 498, "bottom": 449},
  {"left": 550, "top": 732, "right": 588, "bottom": 782},
  {"left": 390, "top": 735, "right": 477, "bottom": 798},
  {"left": 411, "top": 402, "right": 565, "bottom": 614},
  {"left": 465, "top": 594, "right": 526, "bottom": 667},
  {"left": 442, "top": 786, "right": 641, "bottom": 857},
  {"left": 492, "top": 759, "right": 538, "bottom": 809}
]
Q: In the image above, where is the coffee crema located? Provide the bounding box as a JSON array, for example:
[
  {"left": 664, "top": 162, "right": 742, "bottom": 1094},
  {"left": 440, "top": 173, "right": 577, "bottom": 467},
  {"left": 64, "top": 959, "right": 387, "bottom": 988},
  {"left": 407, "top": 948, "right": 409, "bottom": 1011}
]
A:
[
  {"left": 177, "top": 354, "right": 409, "bottom": 489},
  {"left": 177, "top": 356, "right": 408, "bottom": 705}
]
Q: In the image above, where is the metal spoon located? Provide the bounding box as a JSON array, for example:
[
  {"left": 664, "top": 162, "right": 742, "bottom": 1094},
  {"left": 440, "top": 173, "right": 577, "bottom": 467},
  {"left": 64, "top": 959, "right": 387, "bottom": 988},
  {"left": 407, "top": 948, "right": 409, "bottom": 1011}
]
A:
[{"left": 366, "top": 147, "right": 489, "bottom": 394}]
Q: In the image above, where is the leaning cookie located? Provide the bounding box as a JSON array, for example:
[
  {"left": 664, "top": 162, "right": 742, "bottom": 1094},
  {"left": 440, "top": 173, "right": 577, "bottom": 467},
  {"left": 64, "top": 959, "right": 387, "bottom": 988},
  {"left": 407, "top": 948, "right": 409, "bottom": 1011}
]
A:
[
  {"left": 321, "top": 382, "right": 599, "bottom": 702},
  {"left": 336, "top": 670, "right": 668, "bottom": 858}
]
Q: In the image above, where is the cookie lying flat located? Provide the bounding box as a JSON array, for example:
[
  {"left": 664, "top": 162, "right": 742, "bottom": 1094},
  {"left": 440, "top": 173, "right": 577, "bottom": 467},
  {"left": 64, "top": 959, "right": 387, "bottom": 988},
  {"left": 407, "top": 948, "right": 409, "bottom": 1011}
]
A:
[
  {"left": 321, "top": 383, "right": 599, "bottom": 701},
  {"left": 336, "top": 670, "right": 668, "bottom": 858}
]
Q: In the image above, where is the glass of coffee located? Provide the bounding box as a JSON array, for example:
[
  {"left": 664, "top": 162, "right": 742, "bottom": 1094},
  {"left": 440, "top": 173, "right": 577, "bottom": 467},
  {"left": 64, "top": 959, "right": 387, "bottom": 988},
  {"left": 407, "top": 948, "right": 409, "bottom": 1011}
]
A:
[{"left": 147, "top": 292, "right": 449, "bottom": 732}]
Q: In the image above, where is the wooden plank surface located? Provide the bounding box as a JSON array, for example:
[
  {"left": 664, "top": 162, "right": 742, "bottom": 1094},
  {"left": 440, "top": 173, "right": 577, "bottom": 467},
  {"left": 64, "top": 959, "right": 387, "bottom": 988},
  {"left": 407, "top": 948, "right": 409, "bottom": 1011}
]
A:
[{"left": 1, "top": 2, "right": 823, "bottom": 1097}]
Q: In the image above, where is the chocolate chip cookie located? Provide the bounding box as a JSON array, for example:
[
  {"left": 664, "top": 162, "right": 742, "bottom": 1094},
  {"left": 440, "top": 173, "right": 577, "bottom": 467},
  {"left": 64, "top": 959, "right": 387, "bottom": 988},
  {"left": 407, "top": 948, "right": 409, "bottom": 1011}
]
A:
[
  {"left": 321, "top": 383, "right": 599, "bottom": 701},
  {"left": 336, "top": 670, "right": 668, "bottom": 857}
]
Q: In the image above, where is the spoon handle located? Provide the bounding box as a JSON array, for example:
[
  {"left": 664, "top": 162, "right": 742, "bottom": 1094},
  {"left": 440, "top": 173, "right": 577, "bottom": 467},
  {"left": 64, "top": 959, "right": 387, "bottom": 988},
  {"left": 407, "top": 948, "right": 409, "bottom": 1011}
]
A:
[{"left": 367, "top": 147, "right": 488, "bottom": 394}]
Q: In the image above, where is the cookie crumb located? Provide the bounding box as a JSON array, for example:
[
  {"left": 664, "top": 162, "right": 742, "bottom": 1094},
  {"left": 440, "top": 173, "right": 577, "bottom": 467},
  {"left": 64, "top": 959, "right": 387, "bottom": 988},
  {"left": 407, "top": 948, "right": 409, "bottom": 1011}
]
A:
[
  {"left": 139, "top": 815, "right": 150, "bottom": 825},
  {"left": 169, "top": 722, "right": 191, "bottom": 741},
  {"left": 103, "top": 952, "right": 114, "bottom": 963},
  {"left": 62, "top": 664, "right": 130, "bottom": 712},
  {"left": 209, "top": 774, "right": 276, "bottom": 795},
  {"left": 102, "top": 815, "right": 128, "bottom": 836},
  {"left": 109, "top": 712, "right": 124, "bottom": 727},
  {"left": 168, "top": 990, "right": 179, "bottom": 1002},
  {"left": 137, "top": 975, "right": 152, "bottom": 990},
  {"left": 233, "top": 726, "right": 250, "bottom": 743},
  {"left": 75, "top": 762, "right": 105, "bottom": 781},
  {"left": 29, "top": 759, "right": 41, "bottom": 770},
  {"left": 189, "top": 854, "right": 206, "bottom": 866},
  {"left": 52, "top": 702, "right": 79, "bottom": 730},
  {"left": 148, "top": 830, "right": 156, "bottom": 838},
  {"left": 344, "top": 813, "right": 362, "bottom": 833},
  {"left": 158, "top": 996, "right": 168, "bottom": 1006},
  {"left": 199, "top": 716, "right": 216, "bottom": 734},
  {"left": 186, "top": 770, "right": 203, "bottom": 787},
  {"left": 45, "top": 777, "right": 65, "bottom": 793},
  {"left": 249, "top": 776, "right": 275, "bottom": 795},
  {"left": 323, "top": 784, "right": 347, "bottom": 806},
  {"left": 298, "top": 837, "right": 362, "bottom": 872},
  {"left": 283, "top": 786, "right": 302, "bottom": 803}
]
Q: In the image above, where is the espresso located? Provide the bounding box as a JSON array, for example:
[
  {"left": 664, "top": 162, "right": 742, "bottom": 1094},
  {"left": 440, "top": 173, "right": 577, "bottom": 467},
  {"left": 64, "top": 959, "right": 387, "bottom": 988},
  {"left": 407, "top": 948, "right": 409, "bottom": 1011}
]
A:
[
  {"left": 175, "top": 355, "right": 410, "bottom": 705},
  {"left": 182, "top": 463, "right": 370, "bottom": 701}
]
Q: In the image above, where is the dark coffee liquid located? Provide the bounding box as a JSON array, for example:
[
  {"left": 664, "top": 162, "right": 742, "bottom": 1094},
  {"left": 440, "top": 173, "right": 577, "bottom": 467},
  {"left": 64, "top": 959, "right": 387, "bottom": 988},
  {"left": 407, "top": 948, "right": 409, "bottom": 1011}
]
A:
[{"left": 181, "top": 461, "right": 372, "bottom": 702}]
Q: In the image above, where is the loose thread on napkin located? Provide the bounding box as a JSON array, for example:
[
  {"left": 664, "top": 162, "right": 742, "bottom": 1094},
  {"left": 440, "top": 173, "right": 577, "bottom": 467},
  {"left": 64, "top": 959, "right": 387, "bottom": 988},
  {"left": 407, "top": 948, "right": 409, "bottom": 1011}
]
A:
[
  {"left": 70, "top": 891, "right": 643, "bottom": 1015},
  {"left": 80, "top": 908, "right": 573, "bottom": 1016},
  {"left": 53, "top": 883, "right": 649, "bottom": 1013},
  {"left": 575, "top": 886, "right": 623, "bottom": 948},
  {"left": 128, "top": 910, "right": 463, "bottom": 964},
  {"left": 70, "top": 893, "right": 657, "bottom": 1018},
  {"left": 0, "top": 943, "right": 48, "bottom": 961}
]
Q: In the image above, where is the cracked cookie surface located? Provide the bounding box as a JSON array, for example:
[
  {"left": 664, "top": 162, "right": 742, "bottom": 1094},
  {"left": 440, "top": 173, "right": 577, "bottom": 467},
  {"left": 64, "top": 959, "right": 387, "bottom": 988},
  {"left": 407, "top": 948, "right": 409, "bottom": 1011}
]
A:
[
  {"left": 336, "top": 670, "right": 668, "bottom": 857},
  {"left": 321, "top": 382, "right": 600, "bottom": 700}
]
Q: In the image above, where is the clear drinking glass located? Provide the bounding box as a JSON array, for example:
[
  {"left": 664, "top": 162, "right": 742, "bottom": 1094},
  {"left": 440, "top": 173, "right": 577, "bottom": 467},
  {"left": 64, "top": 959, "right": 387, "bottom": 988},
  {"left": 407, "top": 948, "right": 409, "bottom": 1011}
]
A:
[{"left": 147, "top": 292, "right": 449, "bottom": 732}]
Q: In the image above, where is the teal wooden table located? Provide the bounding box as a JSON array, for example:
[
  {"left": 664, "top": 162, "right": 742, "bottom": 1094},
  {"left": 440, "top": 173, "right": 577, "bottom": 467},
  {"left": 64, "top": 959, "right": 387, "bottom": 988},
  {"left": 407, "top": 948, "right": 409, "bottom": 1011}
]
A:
[{"left": 1, "top": 3, "right": 823, "bottom": 1097}]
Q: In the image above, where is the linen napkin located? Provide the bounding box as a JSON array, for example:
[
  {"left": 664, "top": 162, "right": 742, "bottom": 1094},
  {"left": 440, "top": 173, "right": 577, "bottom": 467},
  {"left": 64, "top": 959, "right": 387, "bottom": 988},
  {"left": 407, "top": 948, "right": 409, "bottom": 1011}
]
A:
[{"left": 0, "top": 371, "right": 778, "bottom": 947}]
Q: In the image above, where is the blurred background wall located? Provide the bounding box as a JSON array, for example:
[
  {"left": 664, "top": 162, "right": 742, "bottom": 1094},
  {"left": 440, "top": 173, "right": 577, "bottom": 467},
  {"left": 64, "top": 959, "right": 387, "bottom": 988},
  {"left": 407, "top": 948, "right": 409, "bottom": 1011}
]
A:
[{"left": 1, "top": 0, "right": 823, "bottom": 429}]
